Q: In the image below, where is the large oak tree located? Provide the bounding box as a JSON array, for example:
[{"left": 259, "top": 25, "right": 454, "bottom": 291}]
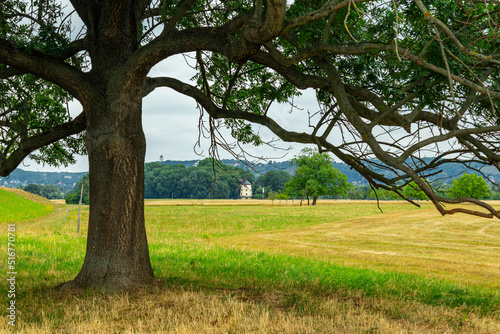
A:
[{"left": 1, "top": 0, "right": 499, "bottom": 290}]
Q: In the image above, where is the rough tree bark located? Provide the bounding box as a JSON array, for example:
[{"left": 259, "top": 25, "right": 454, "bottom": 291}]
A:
[
  {"left": 61, "top": 88, "right": 154, "bottom": 290},
  {"left": 59, "top": 2, "right": 155, "bottom": 290}
]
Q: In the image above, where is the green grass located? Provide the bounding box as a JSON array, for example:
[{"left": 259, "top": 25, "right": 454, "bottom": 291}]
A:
[
  {"left": 0, "top": 187, "right": 53, "bottom": 223},
  {"left": 207, "top": 204, "right": 500, "bottom": 290},
  {"left": 144, "top": 203, "right": 421, "bottom": 240},
  {"left": 145, "top": 202, "right": 499, "bottom": 316},
  {"left": 149, "top": 242, "right": 499, "bottom": 313},
  {"left": 1, "top": 200, "right": 499, "bottom": 333},
  {"left": 10, "top": 231, "right": 499, "bottom": 312}
]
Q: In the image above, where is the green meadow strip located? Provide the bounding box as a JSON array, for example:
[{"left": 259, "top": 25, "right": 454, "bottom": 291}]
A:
[
  {"left": 7, "top": 235, "right": 86, "bottom": 293},
  {"left": 150, "top": 242, "right": 500, "bottom": 314},
  {"left": 0, "top": 188, "right": 53, "bottom": 223},
  {"left": 6, "top": 234, "right": 497, "bottom": 316}
]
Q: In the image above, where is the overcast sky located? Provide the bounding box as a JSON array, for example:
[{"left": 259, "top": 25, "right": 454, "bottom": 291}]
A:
[
  {"left": 15, "top": 2, "right": 340, "bottom": 173},
  {"left": 21, "top": 54, "right": 320, "bottom": 173}
]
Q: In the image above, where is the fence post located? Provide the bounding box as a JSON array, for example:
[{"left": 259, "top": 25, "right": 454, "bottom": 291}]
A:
[{"left": 77, "top": 184, "right": 83, "bottom": 234}]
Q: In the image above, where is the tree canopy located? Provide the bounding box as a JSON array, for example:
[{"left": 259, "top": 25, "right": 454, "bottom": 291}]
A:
[
  {"left": 1, "top": 0, "right": 499, "bottom": 289},
  {"left": 448, "top": 173, "right": 490, "bottom": 200},
  {"left": 255, "top": 170, "right": 292, "bottom": 194},
  {"left": 286, "top": 148, "right": 351, "bottom": 205},
  {"left": 403, "top": 181, "right": 429, "bottom": 201}
]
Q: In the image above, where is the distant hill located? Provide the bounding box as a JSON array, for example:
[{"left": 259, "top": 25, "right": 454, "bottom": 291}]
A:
[
  {"left": 155, "top": 159, "right": 295, "bottom": 174},
  {"left": 346, "top": 158, "right": 500, "bottom": 185},
  {"left": 217, "top": 158, "right": 500, "bottom": 185},
  {"left": 0, "top": 169, "right": 88, "bottom": 191}
]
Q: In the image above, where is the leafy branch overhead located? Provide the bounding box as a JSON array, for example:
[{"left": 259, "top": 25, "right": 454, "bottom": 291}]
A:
[
  {"left": 0, "top": 0, "right": 500, "bottom": 217},
  {"left": 148, "top": 0, "right": 499, "bottom": 218}
]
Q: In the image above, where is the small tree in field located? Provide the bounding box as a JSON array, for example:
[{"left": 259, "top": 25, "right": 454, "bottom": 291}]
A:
[
  {"left": 275, "top": 191, "right": 289, "bottom": 205},
  {"left": 448, "top": 174, "right": 490, "bottom": 200},
  {"left": 286, "top": 149, "right": 351, "bottom": 205},
  {"left": 275, "top": 191, "right": 290, "bottom": 200}
]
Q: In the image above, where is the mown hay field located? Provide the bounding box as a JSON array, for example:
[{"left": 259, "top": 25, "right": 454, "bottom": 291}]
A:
[{"left": 0, "top": 196, "right": 499, "bottom": 333}]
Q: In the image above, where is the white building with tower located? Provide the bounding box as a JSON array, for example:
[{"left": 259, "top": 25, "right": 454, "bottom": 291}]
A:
[{"left": 238, "top": 180, "right": 252, "bottom": 199}]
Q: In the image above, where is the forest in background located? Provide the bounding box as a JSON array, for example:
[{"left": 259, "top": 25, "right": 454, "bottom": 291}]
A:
[
  {"left": 3, "top": 157, "right": 500, "bottom": 202},
  {"left": 5, "top": 157, "right": 499, "bottom": 188}
]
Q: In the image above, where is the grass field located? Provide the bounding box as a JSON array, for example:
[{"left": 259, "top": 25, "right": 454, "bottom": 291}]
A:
[
  {"left": 0, "top": 187, "right": 53, "bottom": 223},
  {"left": 1, "top": 197, "right": 499, "bottom": 333}
]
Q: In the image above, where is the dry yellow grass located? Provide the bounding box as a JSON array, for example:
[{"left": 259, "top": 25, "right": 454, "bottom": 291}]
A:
[
  {"left": 144, "top": 198, "right": 418, "bottom": 207},
  {"left": 145, "top": 198, "right": 295, "bottom": 206},
  {"left": 5, "top": 286, "right": 499, "bottom": 334},
  {"left": 211, "top": 202, "right": 500, "bottom": 289}
]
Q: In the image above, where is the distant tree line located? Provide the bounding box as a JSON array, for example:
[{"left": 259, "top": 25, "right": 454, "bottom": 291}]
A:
[
  {"left": 253, "top": 170, "right": 292, "bottom": 199},
  {"left": 144, "top": 159, "right": 254, "bottom": 199},
  {"left": 346, "top": 173, "right": 492, "bottom": 201},
  {"left": 256, "top": 150, "right": 493, "bottom": 204},
  {"left": 17, "top": 157, "right": 496, "bottom": 204},
  {"left": 64, "top": 174, "right": 90, "bottom": 204},
  {"left": 20, "top": 183, "right": 64, "bottom": 200}
]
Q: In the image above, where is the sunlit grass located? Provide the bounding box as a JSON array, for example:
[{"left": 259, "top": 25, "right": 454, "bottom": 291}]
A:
[
  {"left": 0, "top": 187, "right": 53, "bottom": 223},
  {"left": 144, "top": 201, "right": 421, "bottom": 241},
  {"left": 1, "top": 199, "right": 499, "bottom": 333},
  {"left": 208, "top": 204, "right": 500, "bottom": 289}
]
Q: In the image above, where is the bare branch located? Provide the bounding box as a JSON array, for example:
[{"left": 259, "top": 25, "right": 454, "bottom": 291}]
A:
[{"left": 414, "top": 0, "right": 500, "bottom": 66}]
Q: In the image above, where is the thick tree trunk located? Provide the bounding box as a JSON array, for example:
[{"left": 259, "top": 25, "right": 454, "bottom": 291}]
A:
[
  {"left": 56, "top": 3, "right": 155, "bottom": 291},
  {"left": 312, "top": 196, "right": 318, "bottom": 206},
  {"left": 61, "top": 88, "right": 154, "bottom": 291}
]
